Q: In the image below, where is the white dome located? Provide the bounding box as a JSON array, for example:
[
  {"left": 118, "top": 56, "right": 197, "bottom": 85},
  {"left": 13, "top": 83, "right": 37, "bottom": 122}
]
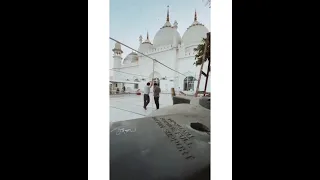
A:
[
  {"left": 138, "top": 41, "right": 153, "bottom": 52},
  {"left": 112, "top": 42, "right": 123, "bottom": 54},
  {"left": 115, "top": 42, "right": 121, "bottom": 50},
  {"left": 153, "top": 26, "right": 181, "bottom": 48},
  {"left": 123, "top": 52, "right": 138, "bottom": 64},
  {"left": 182, "top": 21, "right": 209, "bottom": 46}
]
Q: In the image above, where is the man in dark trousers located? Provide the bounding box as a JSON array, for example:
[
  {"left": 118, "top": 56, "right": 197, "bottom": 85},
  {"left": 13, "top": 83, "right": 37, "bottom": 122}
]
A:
[
  {"left": 153, "top": 83, "right": 161, "bottom": 110},
  {"left": 143, "top": 81, "right": 153, "bottom": 110}
]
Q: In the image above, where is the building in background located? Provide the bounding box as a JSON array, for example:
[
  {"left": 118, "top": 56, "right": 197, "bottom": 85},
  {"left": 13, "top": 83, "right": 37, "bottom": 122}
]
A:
[{"left": 111, "top": 7, "right": 210, "bottom": 93}]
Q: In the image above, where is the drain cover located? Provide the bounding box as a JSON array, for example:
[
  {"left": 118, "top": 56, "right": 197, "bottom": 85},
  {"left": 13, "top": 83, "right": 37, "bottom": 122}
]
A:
[{"left": 190, "top": 122, "right": 210, "bottom": 133}]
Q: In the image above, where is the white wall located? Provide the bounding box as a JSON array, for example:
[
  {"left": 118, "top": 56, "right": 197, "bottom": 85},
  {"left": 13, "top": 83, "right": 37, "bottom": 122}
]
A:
[
  {"left": 123, "top": 83, "right": 135, "bottom": 92},
  {"left": 114, "top": 44, "right": 211, "bottom": 93},
  {"left": 136, "top": 49, "right": 177, "bottom": 79},
  {"left": 159, "top": 79, "right": 174, "bottom": 93}
]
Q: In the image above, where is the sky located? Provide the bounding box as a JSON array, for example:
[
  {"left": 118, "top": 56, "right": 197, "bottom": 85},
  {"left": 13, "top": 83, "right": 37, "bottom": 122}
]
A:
[{"left": 109, "top": 0, "right": 211, "bottom": 76}]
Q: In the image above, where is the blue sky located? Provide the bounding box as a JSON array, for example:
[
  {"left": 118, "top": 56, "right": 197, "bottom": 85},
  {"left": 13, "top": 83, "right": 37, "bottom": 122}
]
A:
[{"left": 109, "top": 0, "right": 211, "bottom": 71}]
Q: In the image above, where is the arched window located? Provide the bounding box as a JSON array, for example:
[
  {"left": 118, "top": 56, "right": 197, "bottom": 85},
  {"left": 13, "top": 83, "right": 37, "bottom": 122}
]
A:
[{"left": 183, "top": 76, "right": 196, "bottom": 91}]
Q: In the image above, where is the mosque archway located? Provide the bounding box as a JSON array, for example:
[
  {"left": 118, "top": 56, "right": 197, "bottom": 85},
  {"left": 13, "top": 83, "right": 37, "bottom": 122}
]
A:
[
  {"left": 149, "top": 71, "right": 162, "bottom": 87},
  {"left": 149, "top": 71, "right": 162, "bottom": 79},
  {"left": 183, "top": 76, "right": 196, "bottom": 91}
]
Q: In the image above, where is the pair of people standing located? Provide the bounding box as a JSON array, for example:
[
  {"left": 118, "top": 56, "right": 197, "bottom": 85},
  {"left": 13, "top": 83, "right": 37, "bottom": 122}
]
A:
[{"left": 143, "top": 81, "right": 161, "bottom": 110}]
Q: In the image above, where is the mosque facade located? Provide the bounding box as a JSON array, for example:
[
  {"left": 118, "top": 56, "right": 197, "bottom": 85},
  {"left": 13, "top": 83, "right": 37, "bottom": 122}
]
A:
[{"left": 111, "top": 7, "right": 210, "bottom": 93}]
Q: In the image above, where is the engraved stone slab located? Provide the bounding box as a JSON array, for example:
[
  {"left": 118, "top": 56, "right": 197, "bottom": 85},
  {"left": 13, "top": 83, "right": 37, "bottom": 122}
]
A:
[{"left": 110, "top": 114, "right": 210, "bottom": 180}]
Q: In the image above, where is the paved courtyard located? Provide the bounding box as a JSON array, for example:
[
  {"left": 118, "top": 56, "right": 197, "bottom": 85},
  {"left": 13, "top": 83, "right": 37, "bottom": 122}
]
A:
[{"left": 110, "top": 93, "right": 174, "bottom": 122}]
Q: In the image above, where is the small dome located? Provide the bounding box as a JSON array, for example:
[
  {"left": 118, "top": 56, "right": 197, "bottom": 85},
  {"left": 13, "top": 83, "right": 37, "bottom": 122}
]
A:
[
  {"left": 138, "top": 32, "right": 153, "bottom": 52},
  {"left": 114, "top": 42, "right": 121, "bottom": 50},
  {"left": 115, "top": 42, "right": 121, "bottom": 49},
  {"left": 182, "top": 11, "right": 209, "bottom": 46},
  {"left": 114, "top": 42, "right": 121, "bottom": 49},
  {"left": 138, "top": 42, "right": 153, "bottom": 52},
  {"left": 153, "top": 27, "right": 181, "bottom": 47},
  {"left": 123, "top": 52, "right": 138, "bottom": 64},
  {"left": 112, "top": 42, "right": 123, "bottom": 54}
]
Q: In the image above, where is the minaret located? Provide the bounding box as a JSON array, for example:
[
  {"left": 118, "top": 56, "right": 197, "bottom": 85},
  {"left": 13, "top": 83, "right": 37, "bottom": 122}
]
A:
[
  {"left": 166, "top": 5, "right": 170, "bottom": 22},
  {"left": 112, "top": 42, "right": 123, "bottom": 79},
  {"left": 139, "top": 35, "right": 142, "bottom": 44}
]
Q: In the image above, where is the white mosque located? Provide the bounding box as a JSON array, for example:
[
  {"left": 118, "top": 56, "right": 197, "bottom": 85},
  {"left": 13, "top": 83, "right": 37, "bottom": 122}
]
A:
[{"left": 111, "top": 7, "right": 211, "bottom": 94}]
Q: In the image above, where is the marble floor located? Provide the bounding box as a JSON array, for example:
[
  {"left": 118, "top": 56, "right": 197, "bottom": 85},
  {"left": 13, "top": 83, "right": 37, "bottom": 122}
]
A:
[{"left": 109, "top": 93, "right": 174, "bottom": 122}]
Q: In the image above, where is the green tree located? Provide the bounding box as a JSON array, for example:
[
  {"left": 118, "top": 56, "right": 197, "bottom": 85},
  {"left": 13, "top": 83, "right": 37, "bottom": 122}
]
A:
[{"left": 193, "top": 37, "right": 210, "bottom": 66}]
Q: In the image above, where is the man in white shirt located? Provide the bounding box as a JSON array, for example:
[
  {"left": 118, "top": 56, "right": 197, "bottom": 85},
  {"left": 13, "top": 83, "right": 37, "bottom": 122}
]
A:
[{"left": 143, "top": 81, "right": 153, "bottom": 110}]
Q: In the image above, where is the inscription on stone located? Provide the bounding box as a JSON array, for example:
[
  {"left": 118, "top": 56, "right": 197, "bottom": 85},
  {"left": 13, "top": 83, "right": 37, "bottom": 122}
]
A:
[{"left": 152, "top": 117, "right": 195, "bottom": 160}]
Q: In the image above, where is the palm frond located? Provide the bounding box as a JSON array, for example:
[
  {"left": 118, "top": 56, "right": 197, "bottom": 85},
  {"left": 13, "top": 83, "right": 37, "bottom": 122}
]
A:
[{"left": 193, "top": 37, "right": 210, "bottom": 67}]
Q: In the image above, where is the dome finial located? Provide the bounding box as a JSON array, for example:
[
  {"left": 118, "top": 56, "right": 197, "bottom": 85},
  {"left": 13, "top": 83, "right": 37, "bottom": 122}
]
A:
[
  {"left": 142, "top": 31, "right": 151, "bottom": 44},
  {"left": 166, "top": 5, "right": 170, "bottom": 22},
  {"left": 194, "top": 9, "right": 197, "bottom": 21}
]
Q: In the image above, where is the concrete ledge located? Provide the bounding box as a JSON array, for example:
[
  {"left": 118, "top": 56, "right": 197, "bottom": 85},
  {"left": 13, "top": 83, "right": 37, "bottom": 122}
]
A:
[
  {"left": 199, "top": 97, "right": 210, "bottom": 110},
  {"left": 172, "top": 96, "right": 191, "bottom": 104},
  {"left": 147, "top": 104, "right": 210, "bottom": 129}
]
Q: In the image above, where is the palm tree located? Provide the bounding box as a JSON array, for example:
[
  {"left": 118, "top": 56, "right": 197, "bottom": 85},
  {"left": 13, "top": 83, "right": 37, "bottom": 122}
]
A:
[
  {"left": 193, "top": 37, "right": 210, "bottom": 66},
  {"left": 193, "top": 33, "right": 211, "bottom": 96}
]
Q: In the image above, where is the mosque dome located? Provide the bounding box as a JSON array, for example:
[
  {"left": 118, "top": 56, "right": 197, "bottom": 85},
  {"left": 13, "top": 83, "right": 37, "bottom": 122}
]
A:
[
  {"left": 123, "top": 52, "right": 138, "bottom": 64},
  {"left": 153, "top": 27, "right": 181, "bottom": 48},
  {"left": 182, "top": 11, "right": 209, "bottom": 46},
  {"left": 153, "top": 6, "right": 181, "bottom": 48}
]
